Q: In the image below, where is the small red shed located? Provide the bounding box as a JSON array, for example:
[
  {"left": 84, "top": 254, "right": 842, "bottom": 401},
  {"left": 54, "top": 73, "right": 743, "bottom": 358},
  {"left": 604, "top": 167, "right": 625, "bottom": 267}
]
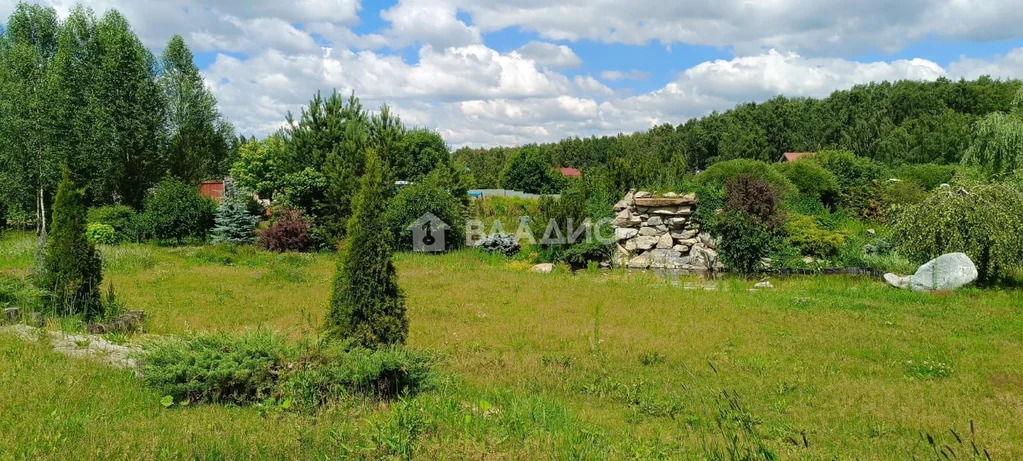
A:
[{"left": 199, "top": 180, "right": 225, "bottom": 202}]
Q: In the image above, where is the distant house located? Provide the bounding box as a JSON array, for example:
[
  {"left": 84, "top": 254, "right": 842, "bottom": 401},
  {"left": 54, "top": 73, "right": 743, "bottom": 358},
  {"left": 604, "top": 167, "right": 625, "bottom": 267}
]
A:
[
  {"left": 199, "top": 180, "right": 225, "bottom": 202},
  {"left": 779, "top": 152, "right": 817, "bottom": 163},
  {"left": 557, "top": 167, "right": 582, "bottom": 178}
]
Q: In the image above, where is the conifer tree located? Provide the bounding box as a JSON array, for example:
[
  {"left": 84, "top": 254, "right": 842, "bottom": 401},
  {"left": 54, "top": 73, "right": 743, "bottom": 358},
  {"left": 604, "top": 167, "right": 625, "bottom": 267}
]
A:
[
  {"left": 211, "top": 180, "right": 260, "bottom": 245},
  {"left": 324, "top": 151, "right": 407, "bottom": 347},
  {"left": 37, "top": 169, "right": 103, "bottom": 320}
]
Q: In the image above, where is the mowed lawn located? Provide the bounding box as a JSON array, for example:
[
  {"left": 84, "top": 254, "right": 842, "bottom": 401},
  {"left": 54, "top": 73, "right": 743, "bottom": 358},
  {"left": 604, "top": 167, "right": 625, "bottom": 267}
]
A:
[{"left": 1, "top": 232, "right": 1022, "bottom": 459}]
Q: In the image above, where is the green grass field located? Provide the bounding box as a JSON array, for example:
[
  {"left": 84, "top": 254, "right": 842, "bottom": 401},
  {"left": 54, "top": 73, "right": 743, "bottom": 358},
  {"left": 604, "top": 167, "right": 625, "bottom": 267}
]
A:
[{"left": 1, "top": 231, "right": 1022, "bottom": 459}]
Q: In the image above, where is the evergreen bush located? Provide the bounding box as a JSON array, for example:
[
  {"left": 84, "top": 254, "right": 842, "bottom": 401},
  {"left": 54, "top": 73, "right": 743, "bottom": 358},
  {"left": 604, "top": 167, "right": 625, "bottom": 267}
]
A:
[
  {"left": 715, "top": 175, "right": 784, "bottom": 275},
  {"left": 695, "top": 159, "right": 794, "bottom": 196},
  {"left": 87, "top": 205, "right": 137, "bottom": 238},
  {"left": 325, "top": 152, "right": 408, "bottom": 348},
  {"left": 35, "top": 170, "right": 104, "bottom": 320},
  {"left": 774, "top": 159, "right": 841, "bottom": 207},
  {"left": 212, "top": 180, "right": 260, "bottom": 245}
]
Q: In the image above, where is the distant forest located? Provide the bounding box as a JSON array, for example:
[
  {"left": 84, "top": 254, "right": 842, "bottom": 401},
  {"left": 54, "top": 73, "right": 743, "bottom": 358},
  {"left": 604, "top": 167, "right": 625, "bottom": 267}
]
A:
[{"left": 455, "top": 77, "right": 1022, "bottom": 191}]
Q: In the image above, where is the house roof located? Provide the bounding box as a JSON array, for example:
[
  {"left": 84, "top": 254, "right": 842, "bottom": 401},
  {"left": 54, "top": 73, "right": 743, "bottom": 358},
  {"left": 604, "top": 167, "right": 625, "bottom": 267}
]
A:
[
  {"left": 557, "top": 167, "right": 582, "bottom": 177},
  {"left": 779, "top": 152, "right": 817, "bottom": 163}
]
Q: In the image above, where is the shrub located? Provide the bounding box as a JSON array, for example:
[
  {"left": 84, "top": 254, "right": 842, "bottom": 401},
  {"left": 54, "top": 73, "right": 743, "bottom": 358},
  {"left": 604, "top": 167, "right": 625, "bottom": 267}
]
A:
[
  {"left": 774, "top": 159, "right": 841, "bottom": 207},
  {"left": 474, "top": 234, "right": 521, "bottom": 257},
  {"left": 784, "top": 214, "right": 846, "bottom": 258},
  {"left": 384, "top": 174, "right": 465, "bottom": 252},
  {"left": 715, "top": 176, "right": 784, "bottom": 275},
  {"left": 882, "top": 180, "right": 928, "bottom": 208},
  {"left": 87, "top": 205, "right": 136, "bottom": 237},
  {"left": 325, "top": 153, "right": 408, "bottom": 348},
  {"left": 258, "top": 208, "right": 310, "bottom": 252},
  {"left": 35, "top": 170, "right": 104, "bottom": 320},
  {"left": 716, "top": 211, "right": 777, "bottom": 275},
  {"left": 892, "top": 183, "right": 1023, "bottom": 283},
  {"left": 139, "top": 331, "right": 434, "bottom": 408},
  {"left": 142, "top": 180, "right": 216, "bottom": 243},
  {"left": 212, "top": 180, "right": 261, "bottom": 245},
  {"left": 695, "top": 159, "right": 794, "bottom": 196},
  {"left": 814, "top": 150, "right": 883, "bottom": 188},
  {"left": 86, "top": 223, "right": 119, "bottom": 245},
  {"left": 893, "top": 164, "right": 958, "bottom": 190},
  {"left": 723, "top": 175, "right": 784, "bottom": 229}
]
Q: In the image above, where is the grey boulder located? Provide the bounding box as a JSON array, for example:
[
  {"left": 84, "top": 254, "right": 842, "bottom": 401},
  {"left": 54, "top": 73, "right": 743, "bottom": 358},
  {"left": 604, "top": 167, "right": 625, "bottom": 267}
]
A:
[{"left": 885, "top": 253, "right": 978, "bottom": 292}]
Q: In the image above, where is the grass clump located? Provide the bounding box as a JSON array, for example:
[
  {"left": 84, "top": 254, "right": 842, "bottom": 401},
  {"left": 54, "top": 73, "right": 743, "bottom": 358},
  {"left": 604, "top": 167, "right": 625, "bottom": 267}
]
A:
[{"left": 138, "top": 330, "right": 433, "bottom": 408}]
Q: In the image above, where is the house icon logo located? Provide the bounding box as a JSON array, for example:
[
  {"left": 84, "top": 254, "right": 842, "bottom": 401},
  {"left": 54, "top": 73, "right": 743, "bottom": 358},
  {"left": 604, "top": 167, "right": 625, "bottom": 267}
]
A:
[{"left": 408, "top": 213, "right": 450, "bottom": 252}]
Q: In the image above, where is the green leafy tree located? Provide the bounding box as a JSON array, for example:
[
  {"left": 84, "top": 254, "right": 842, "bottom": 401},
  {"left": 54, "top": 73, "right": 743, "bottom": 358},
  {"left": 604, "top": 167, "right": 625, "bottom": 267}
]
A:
[
  {"left": 962, "top": 111, "right": 1023, "bottom": 179},
  {"left": 36, "top": 170, "right": 103, "bottom": 319},
  {"left": 325, "top": 152, "right": 408, "bottom": 347},
  {"left": 161, "top": 35, "right": 234, "bottom": 183},
  {"left": 394, "top": 129, "right": 450, "bottom": 181},
  {"left": 231, "top": 134, "right": 291, "bottom": 200},
  {"left": 499, "top": 147, "right": 565, "bottom": 194},
  {"left": 212, "top": 180, "right": 260, "bottom": 245}
]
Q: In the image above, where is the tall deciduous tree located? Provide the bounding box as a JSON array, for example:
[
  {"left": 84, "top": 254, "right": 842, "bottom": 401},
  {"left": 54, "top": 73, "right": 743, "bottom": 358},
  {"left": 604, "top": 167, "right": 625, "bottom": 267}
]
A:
[
  {"left": 161, "top": 34, "right": 234, "bottom": 184},
  {"left": 325, "top": 152, "right": 407, "bottom": 347}
]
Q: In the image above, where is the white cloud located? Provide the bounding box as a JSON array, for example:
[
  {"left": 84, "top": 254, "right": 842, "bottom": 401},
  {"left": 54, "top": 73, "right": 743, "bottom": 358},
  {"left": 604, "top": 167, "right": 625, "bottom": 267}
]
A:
[
  {"left": 513, "top": 41, "right": 582, "bottom": 69},
  {"left": 462, "top": 0, "right": 1023, "bottom": 56},
  {"left": 377, "top": 0, "right": 481, "bottom": 49},
  {"left": 600, "top": 69, "right": 651, "bottom": 81}
]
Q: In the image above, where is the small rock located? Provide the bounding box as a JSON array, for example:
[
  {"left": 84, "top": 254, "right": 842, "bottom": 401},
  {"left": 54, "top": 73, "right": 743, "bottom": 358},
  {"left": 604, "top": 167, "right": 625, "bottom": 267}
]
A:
[
  {"left": 673, "top": 245, "right": 690, "bottom": 253},
  {"left": 884, "top": 273, "right": 910, "bottom": 289},
  {"left": 647, "top": 216, "right": 664, "bottom": 227},
  {"left": 802, "top": 256, "right": 815, "bottom": 264},
  {"left": 671, "top": 229, "right": 698, "bottom": 241},
  {"left": 532, "top": 263, "right": 555, "bottom": 274},
  {"left": 866, "top": 228, "right": 876, "bottom": 236},
  {"left": 635, "top": 191, "right": 652, "bottom": 199},
  {"left": 3, "top": 307, "right": 20, "bottom": 325},
  {"left": 615, "top": 228, "right": 639, "bottom": 241},
  {"left": 639, "top": 227, "right": 659, "bottom": 237},
  {"left": 754, "top": 280, "right": 774, "bottom": 289},
  {"left": 662, "top": 192, "right": 679, "bottom": 198},
  {"left": 656, "top": 233, "right": 674, "bottom": 249},
  {"left": 24, "top": 312, "right": 44, "bottom": 328},
  {"left": 635, "top": 236, "right": 659, "bottom": 250},
  {"left": 628, "top": 254, "right": 651, "bottom": 269}
]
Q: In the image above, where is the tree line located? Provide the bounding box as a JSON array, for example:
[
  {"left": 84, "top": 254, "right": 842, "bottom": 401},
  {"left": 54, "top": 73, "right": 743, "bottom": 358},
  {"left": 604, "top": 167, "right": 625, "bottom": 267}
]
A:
[
  {"left": 0, "top": 3, "right": 235, "bottom": 232},
  {"left": 455, "top": 77, "right": 1023, "bottom": 193}
]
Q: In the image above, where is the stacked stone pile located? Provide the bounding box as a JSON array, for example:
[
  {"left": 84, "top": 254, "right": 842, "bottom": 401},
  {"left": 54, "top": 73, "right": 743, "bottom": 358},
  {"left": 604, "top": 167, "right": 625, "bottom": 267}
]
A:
[{"left": 611, "top": 190, "right": 722, "bottom": 271}]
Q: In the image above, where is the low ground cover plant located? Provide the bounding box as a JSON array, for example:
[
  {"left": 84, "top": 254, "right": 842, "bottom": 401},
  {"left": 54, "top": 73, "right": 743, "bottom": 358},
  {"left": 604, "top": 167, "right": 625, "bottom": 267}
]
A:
[{"left": 138, "top": 331, "right": 433, "bottom": 408}]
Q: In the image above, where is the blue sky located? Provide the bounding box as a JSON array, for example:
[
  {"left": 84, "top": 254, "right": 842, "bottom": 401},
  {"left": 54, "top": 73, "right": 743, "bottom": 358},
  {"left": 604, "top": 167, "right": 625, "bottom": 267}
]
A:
[{"left": 4, "top": 0, "right": 1023, "bottom": 146}]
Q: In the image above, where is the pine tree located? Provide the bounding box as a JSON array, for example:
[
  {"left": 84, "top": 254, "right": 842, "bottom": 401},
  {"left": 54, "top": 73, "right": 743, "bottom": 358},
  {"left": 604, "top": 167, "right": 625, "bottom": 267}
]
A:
[
  {"left": 211, "top": 180, "right": 260, "bottom": 245},
  {"left": 37, "top": 169, "right": 103, "bottom": 320},
  {"left": 324, "top": 151, "right": 408, "bottom": 347}
]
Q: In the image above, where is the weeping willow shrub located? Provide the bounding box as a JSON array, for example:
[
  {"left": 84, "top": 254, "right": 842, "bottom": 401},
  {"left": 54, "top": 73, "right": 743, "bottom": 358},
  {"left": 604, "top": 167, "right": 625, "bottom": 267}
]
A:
[
  {"left": 892, "top": 184, "right": 1023, "bottom": 283},
  {"left": 962, "top": 112, "right": 1023, "bottom": 179}
]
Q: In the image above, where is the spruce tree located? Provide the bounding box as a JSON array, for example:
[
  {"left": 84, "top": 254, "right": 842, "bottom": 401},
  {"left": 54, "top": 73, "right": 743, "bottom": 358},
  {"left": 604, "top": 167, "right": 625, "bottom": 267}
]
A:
[
  {"left": 37, "top": 169, "right": 103, "bottom": 320},
  {"left": 211, "top": 180, "right": 260, "bottom": 245},
  {"left": 324, "top": 151, "right": 407, "bottom": 347}
]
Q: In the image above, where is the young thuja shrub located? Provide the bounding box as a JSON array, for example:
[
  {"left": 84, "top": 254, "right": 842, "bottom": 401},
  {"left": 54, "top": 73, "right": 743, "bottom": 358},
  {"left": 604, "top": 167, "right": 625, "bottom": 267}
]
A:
[
  {"left": 35, "top": 170, "right": 104, "bottom": 320},
  {"left": 325, "top": 152, "right": 408, "bottom": 348}
]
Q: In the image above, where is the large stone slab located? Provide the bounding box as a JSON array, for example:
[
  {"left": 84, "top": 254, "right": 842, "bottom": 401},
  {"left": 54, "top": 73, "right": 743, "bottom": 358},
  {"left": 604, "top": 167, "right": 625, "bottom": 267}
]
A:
[{"left": 634, "top": 197, "right": 697, "bottom": 207}]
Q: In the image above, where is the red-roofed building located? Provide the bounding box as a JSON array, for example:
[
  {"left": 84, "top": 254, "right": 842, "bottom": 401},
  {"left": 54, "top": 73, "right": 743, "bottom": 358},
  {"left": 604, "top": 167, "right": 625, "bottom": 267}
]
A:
[
  {"left": 557, "top": 167, "right": 582, "bottom": 178},
  {"left": 779, "top": 152, "right": 817, "bottom": 163}
]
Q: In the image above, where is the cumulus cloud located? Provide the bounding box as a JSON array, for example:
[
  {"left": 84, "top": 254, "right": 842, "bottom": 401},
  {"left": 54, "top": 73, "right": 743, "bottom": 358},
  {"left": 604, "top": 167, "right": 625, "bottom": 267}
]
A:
[
  {"left": 462, "top": 0, "right": 1023, "bottom": 56},
  {"left": 514, "top": 41, "right": 582, "bottom": 69},
  {"left": 378, "top": 0, "right": 481, "bottom": 49}
]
